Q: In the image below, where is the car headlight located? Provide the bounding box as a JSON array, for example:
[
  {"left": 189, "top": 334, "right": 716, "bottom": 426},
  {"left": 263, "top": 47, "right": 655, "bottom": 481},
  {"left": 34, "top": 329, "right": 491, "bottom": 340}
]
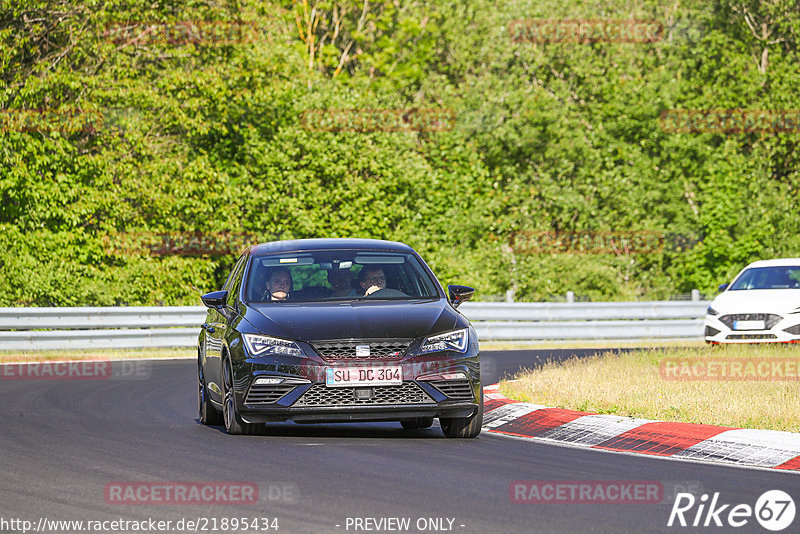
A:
[
  {"left": 419, "top": 329, "right": 468, "bottom": 354},
  {"left": 243, "top": 334, "right": 304, "bottom": 357},
  {"left": 707, "top": 306, "right": 719, "bottom": 316}
]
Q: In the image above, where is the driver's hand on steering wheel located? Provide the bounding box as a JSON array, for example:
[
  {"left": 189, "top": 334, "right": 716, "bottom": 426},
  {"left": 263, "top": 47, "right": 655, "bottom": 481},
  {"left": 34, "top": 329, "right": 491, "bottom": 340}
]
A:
[{"left": 361, "top": 272, "right": 386, "bottom": 295}]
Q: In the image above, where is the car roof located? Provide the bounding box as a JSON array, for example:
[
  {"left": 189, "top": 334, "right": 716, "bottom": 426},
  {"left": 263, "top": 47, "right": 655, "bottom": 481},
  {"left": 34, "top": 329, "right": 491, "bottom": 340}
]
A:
[
  {"left": 249, "top": 238, "right": 415, "bottom": 255},
  {"left": 743, "top": 258, "right": 800, "bottom": 268}
]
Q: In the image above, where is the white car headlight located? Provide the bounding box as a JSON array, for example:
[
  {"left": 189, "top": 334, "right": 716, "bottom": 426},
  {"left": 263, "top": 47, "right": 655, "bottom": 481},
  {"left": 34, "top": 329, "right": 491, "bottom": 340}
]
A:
[
  {"left": 243, "top": 334, "right": 304, "bottom": 357},
  {"left": 419, "top": 329, "right": 468, "bottom": 354}
]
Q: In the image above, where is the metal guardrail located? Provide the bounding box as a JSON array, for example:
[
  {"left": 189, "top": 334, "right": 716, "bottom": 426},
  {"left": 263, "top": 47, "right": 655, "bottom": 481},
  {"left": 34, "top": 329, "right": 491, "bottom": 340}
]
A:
[
  {"left": 0, "top": 306, "right": 204, "bottom": 330},
  {"left": 457, "top": 301, "right": 708, "bottom": 321},
  {"left": 0, "top": 327, "right": 200, "bottom": 351},
  {"left": 0, "top": 301, "right": 710, "bottom": 350},
  {"left": 459, "top": 302, "right": 708, "bottom": 341},
  {"left": 0, "top": 306, "right": 206, "bottom": 351}
]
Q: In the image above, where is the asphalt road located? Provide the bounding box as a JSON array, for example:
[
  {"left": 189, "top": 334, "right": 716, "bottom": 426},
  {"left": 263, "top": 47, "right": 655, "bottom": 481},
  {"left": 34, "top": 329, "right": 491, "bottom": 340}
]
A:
[{"left": 1, "top": 350, "right": 797, "bottom": 534}]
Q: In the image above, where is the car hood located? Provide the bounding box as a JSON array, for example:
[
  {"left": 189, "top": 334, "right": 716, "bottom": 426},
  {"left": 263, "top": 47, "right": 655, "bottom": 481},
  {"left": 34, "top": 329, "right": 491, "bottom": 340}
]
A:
[
  {"left": 242, "top": 299, "right": 462, "bottom": 341},
  {"left": 711, "top": 289, "right": 800, "bottom": 314}
]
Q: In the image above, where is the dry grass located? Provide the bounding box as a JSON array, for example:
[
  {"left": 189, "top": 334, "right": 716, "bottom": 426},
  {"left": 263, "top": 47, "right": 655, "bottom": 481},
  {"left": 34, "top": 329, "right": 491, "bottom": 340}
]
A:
[
  {"left": 499, "top": 344, "right": 800, "bottom": 432},
  {"left": 0, "top": 347, "right": 194, "bottom": 363}
]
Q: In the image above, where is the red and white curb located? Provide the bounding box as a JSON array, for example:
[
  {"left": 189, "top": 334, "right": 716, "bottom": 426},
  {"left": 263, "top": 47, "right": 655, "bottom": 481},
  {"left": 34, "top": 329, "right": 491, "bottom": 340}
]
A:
[{"left": 482, "top": 384, "right": 800, "bottom": 472}]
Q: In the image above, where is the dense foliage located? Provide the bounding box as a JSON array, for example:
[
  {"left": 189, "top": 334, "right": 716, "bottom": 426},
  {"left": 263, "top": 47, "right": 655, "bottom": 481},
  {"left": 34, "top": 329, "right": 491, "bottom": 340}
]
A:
[{"left": 1, "top": 0, "right": 799, "bottom": 305}]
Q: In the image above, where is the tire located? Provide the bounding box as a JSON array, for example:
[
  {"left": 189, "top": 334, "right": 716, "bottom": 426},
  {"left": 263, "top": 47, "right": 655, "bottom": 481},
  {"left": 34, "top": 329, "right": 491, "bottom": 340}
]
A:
[
  {"left": 198, "top": 356, "right": 222, "bottom": 425},
  {"left": 400, "top": 417, "right": 434, "bottom": 430},
  {"left": 222, "top": 358, "right": 259, "bottom": 435},
  {"left": 440, "top": 389, "right": 483, "bottom": 438}
]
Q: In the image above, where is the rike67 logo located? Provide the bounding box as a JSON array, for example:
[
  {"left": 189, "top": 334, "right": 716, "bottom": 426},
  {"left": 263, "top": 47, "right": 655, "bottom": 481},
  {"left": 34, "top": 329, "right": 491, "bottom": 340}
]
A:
[{"left": 668, "top": 490, "right": 795, "bottom": 531}]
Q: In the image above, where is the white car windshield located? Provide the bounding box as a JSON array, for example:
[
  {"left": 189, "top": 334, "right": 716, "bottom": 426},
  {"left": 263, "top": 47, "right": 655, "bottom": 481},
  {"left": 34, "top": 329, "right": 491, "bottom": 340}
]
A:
[
  {"left": 244, "top": 250, "right": 440, "bottom": 303},
  {"left": 729, "top": 266, "right": 800, "bottom": 290}
]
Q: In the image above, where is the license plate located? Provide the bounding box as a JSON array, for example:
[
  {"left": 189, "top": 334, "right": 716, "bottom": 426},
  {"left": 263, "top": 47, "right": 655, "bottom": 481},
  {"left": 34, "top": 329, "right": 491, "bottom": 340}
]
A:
[
  {"left": 325, "top": 366, "right": 402, "bottom": 387},
  {"left": 733, "top": 320, "right": 765, "bottom": 330}
]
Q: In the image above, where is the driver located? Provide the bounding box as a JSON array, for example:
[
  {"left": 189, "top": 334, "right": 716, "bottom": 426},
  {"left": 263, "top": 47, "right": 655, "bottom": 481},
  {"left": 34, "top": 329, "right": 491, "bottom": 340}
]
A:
[
  {"left": 359, "top": 267, "right": 386, "bottom": 296},
  {"left": 264, "top": 267, "right": 292, "bottom": 301}
]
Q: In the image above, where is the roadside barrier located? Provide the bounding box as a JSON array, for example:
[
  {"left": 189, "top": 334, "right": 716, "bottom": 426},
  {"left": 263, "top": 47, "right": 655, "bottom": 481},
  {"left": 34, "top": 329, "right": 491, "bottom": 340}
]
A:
[{"left": 0, "top": 301, "right": 709, "bottom": 350}]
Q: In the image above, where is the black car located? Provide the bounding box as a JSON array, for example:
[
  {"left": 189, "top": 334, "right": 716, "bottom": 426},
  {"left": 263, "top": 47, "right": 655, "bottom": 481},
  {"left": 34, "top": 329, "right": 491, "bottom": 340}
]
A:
[{"left": 197, "top": 238, "right": 482, "bottom": 437}]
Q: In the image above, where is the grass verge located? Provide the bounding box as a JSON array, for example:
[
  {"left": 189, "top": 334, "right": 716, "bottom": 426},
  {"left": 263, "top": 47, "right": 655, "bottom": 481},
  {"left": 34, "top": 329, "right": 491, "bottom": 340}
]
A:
[
  {"left": 0, "top": 347, "right": 195, "bottom": 363},
  {"left": 499, "top": 344, "right": 800, "bottom": 432}
]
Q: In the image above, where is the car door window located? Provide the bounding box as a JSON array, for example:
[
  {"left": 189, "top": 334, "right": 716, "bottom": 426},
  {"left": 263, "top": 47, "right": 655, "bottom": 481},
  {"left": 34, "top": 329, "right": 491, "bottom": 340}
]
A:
[
  {"left": 226, "top": 254, "right": 248, "bottom": 309},
  {"left": 222, "top": 255, "right": 243, "bottom": 291}
]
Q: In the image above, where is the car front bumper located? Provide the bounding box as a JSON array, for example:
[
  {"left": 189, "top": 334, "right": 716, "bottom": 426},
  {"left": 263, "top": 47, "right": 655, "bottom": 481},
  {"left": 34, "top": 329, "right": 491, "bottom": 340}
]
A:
[
  {"left": 228, "top": 338, "right": 482, "bottom": 423},
  {"left": 240, "top": 400, "right": 480, "bottom": 424},
  {"left": 704, "top": 312, "right": 800, "bottom": 343}
]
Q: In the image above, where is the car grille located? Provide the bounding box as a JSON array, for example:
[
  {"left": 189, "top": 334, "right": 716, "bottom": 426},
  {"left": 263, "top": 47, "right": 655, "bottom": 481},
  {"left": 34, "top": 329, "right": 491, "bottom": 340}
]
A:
[
  {"left": 719, "top": 314, "right": 782, "bottom": 330},
  {"left": 293, "top": 382, "right": 435, "bottom": 407},
  {"left": 725, "top": 334, "right": 778, "bottom": 340},
  {"left": 428, "top": 379, "right": 474, "bottom": 400},
  {"left": 311, "top": 339, "right": 412, "bottom": 361},
  {"left": 245, "top": 384, "right": 297, "bottom": 405}
]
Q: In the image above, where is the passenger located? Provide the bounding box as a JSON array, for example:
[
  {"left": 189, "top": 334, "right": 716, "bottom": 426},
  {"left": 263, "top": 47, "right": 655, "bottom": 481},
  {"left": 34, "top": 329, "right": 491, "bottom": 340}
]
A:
[
  {"left": 264, "top": 267, "right": 293, "bottom": 301},
  {"left": 327, "top": 268, "right": 359, "bottom": 297},
  {"left": 359, "top": 267, "right": 387, "bottom": 296}
]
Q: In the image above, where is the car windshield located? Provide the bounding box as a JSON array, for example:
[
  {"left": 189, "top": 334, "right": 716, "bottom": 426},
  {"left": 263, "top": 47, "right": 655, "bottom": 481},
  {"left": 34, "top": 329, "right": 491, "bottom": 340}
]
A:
[
  {"left": 244, "top": 250, "right": 440, "bottom": 303},
  {"left": 729, "top": 266, "right": 800, "bottom": 290}
]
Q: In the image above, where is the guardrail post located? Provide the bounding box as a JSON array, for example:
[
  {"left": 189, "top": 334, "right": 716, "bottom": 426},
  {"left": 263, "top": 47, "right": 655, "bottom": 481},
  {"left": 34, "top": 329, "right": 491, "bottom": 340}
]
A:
[
  {"left": 691, "top": 289, "right": 700, "bottom": 301},
  {"left": 566, "top": 291, "right": 575, "bottom": 303},
  {"left": 505, "top": 289, "right": 515, "bottom": 303}
]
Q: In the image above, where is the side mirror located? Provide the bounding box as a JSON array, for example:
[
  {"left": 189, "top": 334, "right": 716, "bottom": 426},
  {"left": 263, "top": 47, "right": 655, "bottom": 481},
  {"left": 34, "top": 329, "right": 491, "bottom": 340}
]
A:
[
  {"left": 718, "top": 283, "right": 729, "bottom": 292},
  {"left": 447, "top": 285, "right": 475, "bottom": 309},
  {"left": 201, "top": 290, "right": 228, "bottom": 309}
]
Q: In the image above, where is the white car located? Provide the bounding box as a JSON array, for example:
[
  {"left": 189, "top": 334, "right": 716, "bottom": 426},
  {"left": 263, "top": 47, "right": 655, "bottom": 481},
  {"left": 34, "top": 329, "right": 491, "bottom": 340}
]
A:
[{"left": 705, "top": 258, "right": 800, "bottom": 344}]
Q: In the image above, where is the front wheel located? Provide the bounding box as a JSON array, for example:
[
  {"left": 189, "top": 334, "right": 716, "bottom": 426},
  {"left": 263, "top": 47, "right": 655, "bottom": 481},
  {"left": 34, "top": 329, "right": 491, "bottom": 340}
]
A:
[
  {"left": 222, "top": 358, "right": 260, "bottom": 435},
  {"left": 198, "top": 357, "right": 222, "bottom": 425},
  {"left": 440, "top": 389, "right": 483, "bottom": 438}
]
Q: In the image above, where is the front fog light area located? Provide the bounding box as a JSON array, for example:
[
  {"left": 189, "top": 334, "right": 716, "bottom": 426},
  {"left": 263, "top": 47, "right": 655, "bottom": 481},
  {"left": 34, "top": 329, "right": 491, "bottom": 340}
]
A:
[
  {"left": 705, "top": 326, "right": 721, "bottom": 337},
  {"left": 419, "top": 329, "right": 468, "bottom": 354},
  {"left": 253, "top": 376, "right": 285, "bottom": 385},
  {"left": 243, "top": 334, "right": 304, "bottom": 357},
  {"left": 417, "top": 371, "right": 468, "bottom": 381},
  {"left": 417, "top": 371, "right": 474, "bottom": 400},
  {"left": 784, "top": 324, "right": 800, "bottom": 335}
]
